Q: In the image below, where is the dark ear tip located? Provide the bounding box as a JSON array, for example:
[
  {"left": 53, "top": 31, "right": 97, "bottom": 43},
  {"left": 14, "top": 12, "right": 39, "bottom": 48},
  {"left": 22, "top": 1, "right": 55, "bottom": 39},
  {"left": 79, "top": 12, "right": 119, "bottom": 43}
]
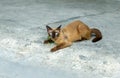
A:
[
  {"left": 59, "top": 25, "right": 62, "bottom": 27},
  {"left": 58, "top": 25, "right": 62, "bottom": 28},
  {"left": 46, "top": 25, "right": 51, "bottom": 29},
  {"left": 46, "top": 25, "right": 52, "bottom": 30},
  {"left": 46, "top": 25, "right": 49, "bottom": 27}
]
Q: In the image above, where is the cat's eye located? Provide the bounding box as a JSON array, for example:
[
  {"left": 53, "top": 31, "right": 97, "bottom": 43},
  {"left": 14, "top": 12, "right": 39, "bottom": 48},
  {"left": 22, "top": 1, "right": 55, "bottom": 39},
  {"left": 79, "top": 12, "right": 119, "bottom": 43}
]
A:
[
  {"left": 49, "top": 32, "right": 52, "bottom": 36},
  {"left": 55, "top": 32, "right": 58, "bottom": 36}
]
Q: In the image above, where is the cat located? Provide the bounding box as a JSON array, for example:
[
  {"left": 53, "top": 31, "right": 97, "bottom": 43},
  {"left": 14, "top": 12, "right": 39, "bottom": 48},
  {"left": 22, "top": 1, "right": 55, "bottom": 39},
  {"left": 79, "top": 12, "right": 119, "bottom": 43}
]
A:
[{"left": 44, "top": 20, "right": 102, "bottom": 52}]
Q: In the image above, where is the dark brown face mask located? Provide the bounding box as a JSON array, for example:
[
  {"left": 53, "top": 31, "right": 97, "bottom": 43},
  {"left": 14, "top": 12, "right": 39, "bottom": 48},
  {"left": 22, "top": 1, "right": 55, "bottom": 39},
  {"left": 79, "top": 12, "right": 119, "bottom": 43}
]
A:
[{"left": 46, "top": 25, "right": 62, "bottom": 39}]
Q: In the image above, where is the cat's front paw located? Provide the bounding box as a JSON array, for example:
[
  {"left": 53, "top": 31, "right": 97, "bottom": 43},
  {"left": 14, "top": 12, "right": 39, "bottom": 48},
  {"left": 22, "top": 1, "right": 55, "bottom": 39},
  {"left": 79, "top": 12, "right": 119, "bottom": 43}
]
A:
[
  {"left": 51, "top": 47, "right": 57, "bottom": 52},
  {"left": 44, "top": 40, "right": 49, "bottom": 44}
]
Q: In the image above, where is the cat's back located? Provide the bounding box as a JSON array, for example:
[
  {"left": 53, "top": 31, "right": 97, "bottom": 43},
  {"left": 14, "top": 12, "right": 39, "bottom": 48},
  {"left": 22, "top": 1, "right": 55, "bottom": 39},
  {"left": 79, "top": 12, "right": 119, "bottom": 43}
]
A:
[
  {"left": 62, "top": 20, "right": 83, "bottom": 33},
  {"left": 61, "top": 20, "right": 90, "bottom": 42}
]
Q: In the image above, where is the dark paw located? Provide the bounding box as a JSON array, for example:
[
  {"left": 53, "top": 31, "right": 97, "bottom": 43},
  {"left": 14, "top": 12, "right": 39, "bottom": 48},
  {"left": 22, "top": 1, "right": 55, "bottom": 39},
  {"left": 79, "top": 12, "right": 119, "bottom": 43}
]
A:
[
  {"left": 50, "top": 48, "right": 57, "bottom": 52},
  {"left": 44, "top": 40, "right": 49, "bottom": 44}
]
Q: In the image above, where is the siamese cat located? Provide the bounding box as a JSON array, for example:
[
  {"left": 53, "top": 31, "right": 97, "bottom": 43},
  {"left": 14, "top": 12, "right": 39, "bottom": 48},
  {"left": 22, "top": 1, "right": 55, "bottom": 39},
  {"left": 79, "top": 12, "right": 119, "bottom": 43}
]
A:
[{"left": 44, "top": 20, "right": 102, "bottom": 52}]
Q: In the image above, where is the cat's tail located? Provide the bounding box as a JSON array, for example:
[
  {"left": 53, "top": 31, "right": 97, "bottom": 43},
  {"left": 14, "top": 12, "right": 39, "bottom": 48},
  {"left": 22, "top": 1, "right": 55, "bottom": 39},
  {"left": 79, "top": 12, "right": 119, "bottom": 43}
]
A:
[{"left": 91, "top": 28, "right": 102, "bottom": 42}]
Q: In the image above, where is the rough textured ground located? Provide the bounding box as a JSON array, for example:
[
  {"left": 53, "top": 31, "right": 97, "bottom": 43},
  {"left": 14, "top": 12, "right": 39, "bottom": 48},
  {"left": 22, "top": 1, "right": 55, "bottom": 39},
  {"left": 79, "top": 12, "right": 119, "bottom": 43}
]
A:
[{"left": 0, "top": 0, "right": 120, "bottom": 78}]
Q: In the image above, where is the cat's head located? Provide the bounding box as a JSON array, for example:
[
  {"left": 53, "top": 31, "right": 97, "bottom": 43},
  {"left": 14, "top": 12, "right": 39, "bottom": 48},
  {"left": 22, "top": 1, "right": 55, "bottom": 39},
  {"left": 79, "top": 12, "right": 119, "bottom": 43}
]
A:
[{"left": 46, "top": 25, "right": 62, "bottom": 39}]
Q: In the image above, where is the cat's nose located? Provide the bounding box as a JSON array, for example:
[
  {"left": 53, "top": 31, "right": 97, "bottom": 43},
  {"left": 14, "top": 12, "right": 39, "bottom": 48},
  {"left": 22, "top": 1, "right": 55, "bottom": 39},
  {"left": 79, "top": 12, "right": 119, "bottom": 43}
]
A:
[{"left": 52, "top": 35, "right": 55, "bottom": 38}]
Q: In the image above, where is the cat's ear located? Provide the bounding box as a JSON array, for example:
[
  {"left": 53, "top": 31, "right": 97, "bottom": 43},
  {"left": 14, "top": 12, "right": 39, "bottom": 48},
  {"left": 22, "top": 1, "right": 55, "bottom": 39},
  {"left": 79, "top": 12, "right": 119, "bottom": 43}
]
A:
[
  {"left": 56, "top": 25, "right": 62, "bottom": 30},
  {"left": 46, "top": 25, "right": 52, "bottom": 33}
]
